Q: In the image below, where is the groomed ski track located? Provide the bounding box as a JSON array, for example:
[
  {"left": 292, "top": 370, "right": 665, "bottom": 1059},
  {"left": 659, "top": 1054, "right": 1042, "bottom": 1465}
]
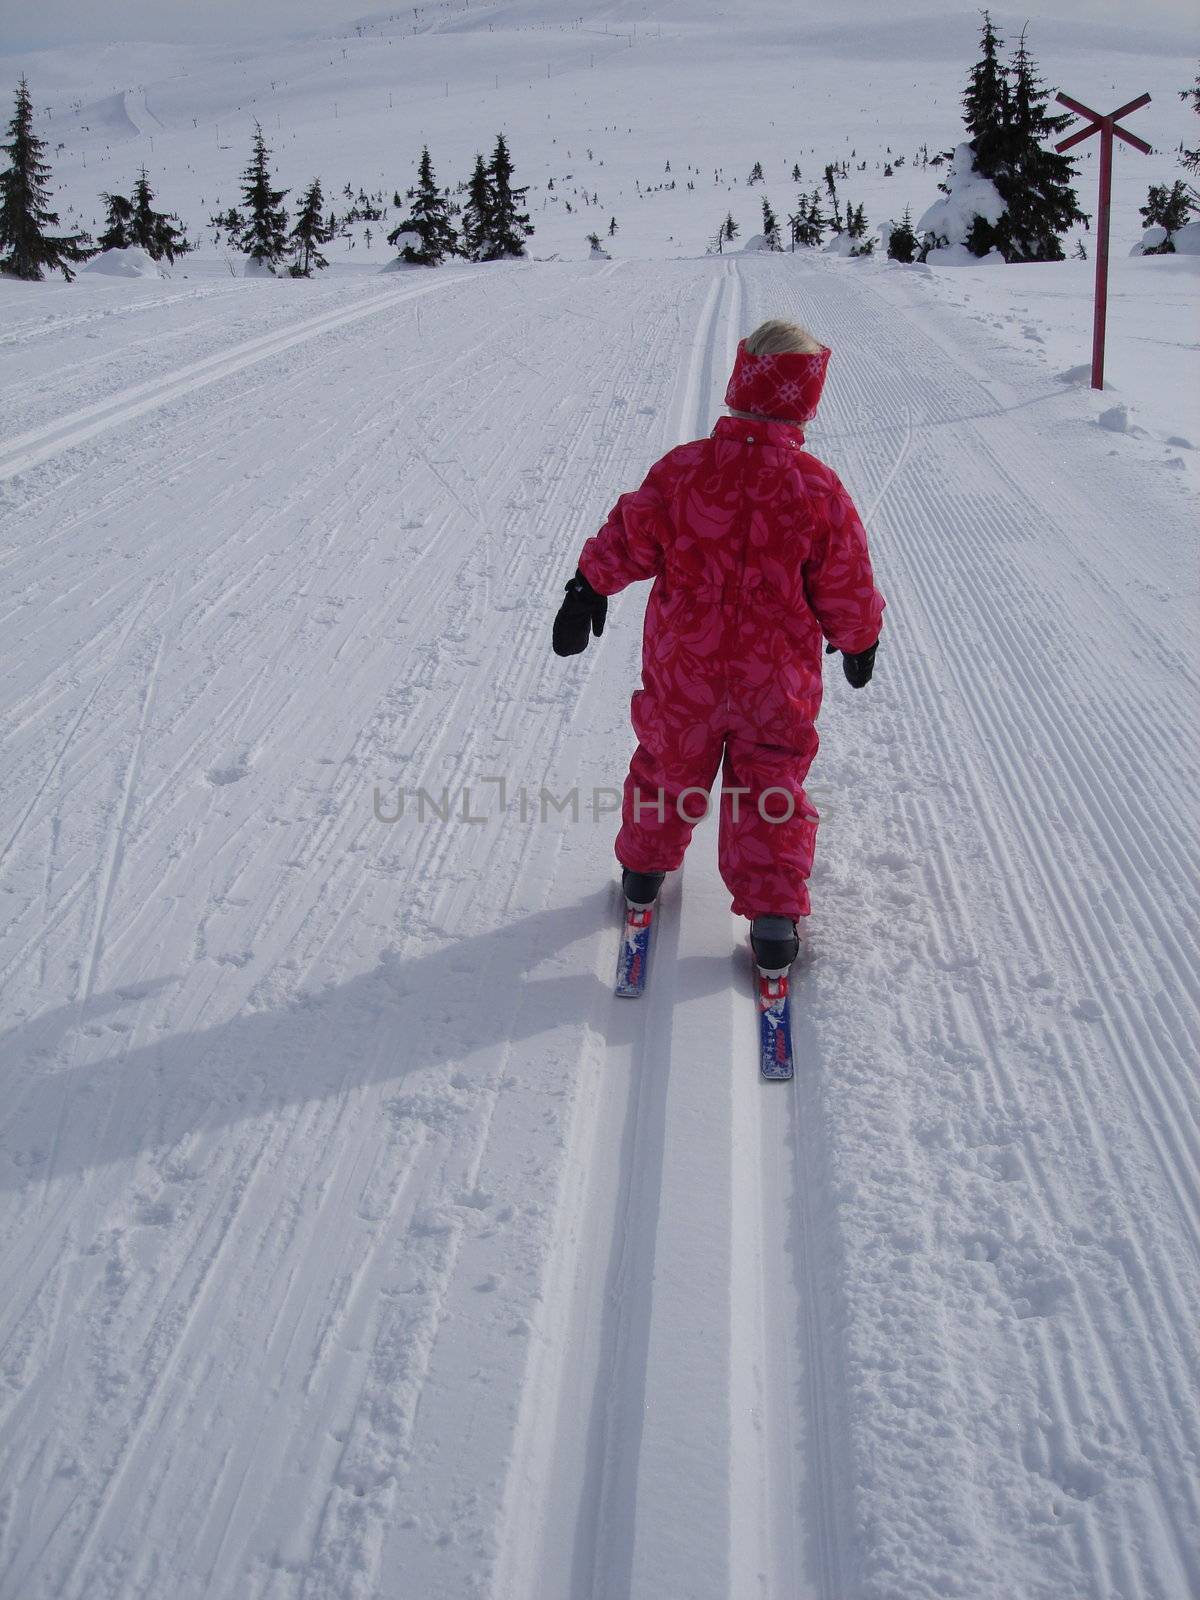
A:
[{"left": 0, "top": 253, "right": 1196, "bottom": 1600}]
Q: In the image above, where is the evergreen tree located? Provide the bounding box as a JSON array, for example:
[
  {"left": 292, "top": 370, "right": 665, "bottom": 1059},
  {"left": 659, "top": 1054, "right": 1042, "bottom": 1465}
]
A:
[
  {"left": 608, "top": 214, "right": 618, "bottom": 236},
  {"left": 760, "top": 195, "right": 783, "bottom": 250},
  {"left": 887, "top": 207, "right": 918, "bottom": 262},
  {"left": 787, "top": 193, "right": 808, "bottom": 249},
  {"left": 129, "top": 169, "right": 188, "bottom": 262},
  {"left": 239, "top": 122, "right": 289, "bottom": 272},
  {"left": 290, "top": 176, "right": 330, "bottom": 275},
  {"left": 962, "top": 11, "right": 1010, "bottom": 170},
  {"left": 209, "top": 206, "right": 245, "bottom": 248},
  {"left": 993, "top": 31, "right": 1084, "bottom": 260},
  {"left": 0, "top": 76, "right": 91, "bottom": 280},
  {"left": 723, "top": 212, "right": 739, "bottom": 246},
  {"left": 1181, "top": 67, "right": 1199, "bottom": 180},
  {"left": 791, "top": 162, "right": 802, "bottom": 183},
  {"left": 388, "top": 145, "right": 458, "bottom": 264},
  {"left": 748, "top": 160, "right": 764, "bottom": 185},
  {"left": 485, "top": 133, "right": 533, "bottom": 259},
  {"left": 98, "top": 190, "right": 134, "bottom": 252},
  {"left": 460, "top": 153, "right": 494, "bottom": 261},
  {"left": 1140, "top": 180, "right": 1193, "bottom": 251}
]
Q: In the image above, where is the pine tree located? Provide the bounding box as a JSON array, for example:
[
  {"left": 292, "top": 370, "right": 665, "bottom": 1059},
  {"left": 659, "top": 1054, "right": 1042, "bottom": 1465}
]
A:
[
  {"left": 289, "top": 176, "right": 330, "bottom": 275},
  {"left": 748, "top": 160, "right": 764, "bottom": 185},
  {"left": 963, "top": 11, "right": 1010, "bottom": 170},
  {"left": 760, "top": 195, "right": 783, "bottom": 250},
  {"left": 239, "top": 122, "right": 289, "bottom": 273},
  {"left": 460, "top": 153, "right": 494, "bottom": 261},
  {"left": 1181, "top": 67, "right": 1199, "bottom": 181},
  {"left": 993, "top": 31, "right": 1084, "bottom": 261},
  {"left": 1140, "top": 180, "right": 1193, "bottom": 251},
  {"left": 791, "top": 162, "right": 802, "bottom": 183},
  {"left": 130, "top": 169, "right": 188, "bottom": 262},
  {"left": 887, "top": 207, "right": 918, "bottom": 262},
  {"left": 485, "top": 133, "right": 533, "bottom": 259},
  {"left": 608, "top": 214, "right": 618, "bottom": 236},
  {"left": 0, "top": 76, "right": 91, "bottom": 280},
  {"left": 98, "top": 190, "right": 134, "bottom": 252},
  {"left": 388, "top": 145, "right": 458, "bottom": 264},
  {"left": 787, "top": 193, "right": 808, "bottom": 249},
  {"left": 723, "top": 212, "right": 739, "bottom": 246}
]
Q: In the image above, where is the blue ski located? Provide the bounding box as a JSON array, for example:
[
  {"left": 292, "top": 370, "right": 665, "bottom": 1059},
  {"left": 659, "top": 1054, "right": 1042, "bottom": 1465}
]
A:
[
  {"left": 756, "top": 968, "right": 794, "bottom": 1081},
  {"left": 615, "top": 902, "right": 655, "bottom": 997}
]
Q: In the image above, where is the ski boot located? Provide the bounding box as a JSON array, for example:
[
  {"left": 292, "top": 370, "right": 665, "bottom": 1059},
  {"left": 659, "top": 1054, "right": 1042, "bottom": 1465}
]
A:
[
  {"left": 750, "top": 915, "right": 800, "bottom": 974},
  {"left": 621, "top": 867, "right": 666, "bottom": 908}
]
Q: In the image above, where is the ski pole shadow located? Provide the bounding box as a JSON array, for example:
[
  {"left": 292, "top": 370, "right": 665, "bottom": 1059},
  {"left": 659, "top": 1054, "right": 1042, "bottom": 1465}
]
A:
[{"left": 0, "top": 888, "right": 726, "bottom": 1192}]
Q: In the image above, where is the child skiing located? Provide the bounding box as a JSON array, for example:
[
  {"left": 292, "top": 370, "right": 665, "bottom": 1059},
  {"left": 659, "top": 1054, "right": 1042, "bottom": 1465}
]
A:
[{"left": 552, "top": 318, "right": 885, "bottom": 977}]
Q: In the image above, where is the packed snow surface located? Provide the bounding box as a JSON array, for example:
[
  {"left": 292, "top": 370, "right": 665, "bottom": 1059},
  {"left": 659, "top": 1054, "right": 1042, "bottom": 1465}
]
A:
[{"left": 1, "top": 4, "right": 1199, "bottom": 1599}]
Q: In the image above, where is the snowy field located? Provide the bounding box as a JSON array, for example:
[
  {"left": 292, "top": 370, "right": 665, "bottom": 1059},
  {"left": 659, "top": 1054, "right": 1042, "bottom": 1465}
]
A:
[{"left": 2, "top": 4, "right": 1200, "bottom": 1599}]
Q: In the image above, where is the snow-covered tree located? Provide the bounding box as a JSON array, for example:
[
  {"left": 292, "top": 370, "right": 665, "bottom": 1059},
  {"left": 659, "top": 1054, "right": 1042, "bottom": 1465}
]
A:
[
  {"left": 937, "top": 16, "right": 1083, "bottom": 261},
  {"left": 290, "top": 176, "right": 331, "bottom": 275},
  {"left": 0, "top": 76, "right": 91, "bottom": 280},
  {"left": 388, "top": 146, "right": 458, "bottom": 264},
  {"left": 760, "top": 196, "right": 783, "bottom": 251},
  {"left": 748, "top": 160, "right": 764, "bottom": 185},
  {"left": 239, "top": 123, "right": 289, "bottom": 273},
  {"left": 1138, "top": 180, "right": 1193, "bottom": 252},
  {"left": 129, "top": 169, "right": 188, "bottom": 262},
  {"left": 485, "top": 133, "right": 533, "bottom": 259}
]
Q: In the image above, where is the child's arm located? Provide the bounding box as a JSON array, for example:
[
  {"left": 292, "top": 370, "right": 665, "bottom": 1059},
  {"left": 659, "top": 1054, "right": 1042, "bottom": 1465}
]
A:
[
  {"left": 577, "top": 461, "right": 671, "bottom": 595},
  {"left": 802, "top": 464, "right": 885, "bottom": 654}
]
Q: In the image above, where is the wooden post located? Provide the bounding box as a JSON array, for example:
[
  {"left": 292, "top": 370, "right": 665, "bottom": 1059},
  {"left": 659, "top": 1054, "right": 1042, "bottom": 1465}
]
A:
[
  {"left": 1093, "top": 118, "right": 1113, "bottom": 390},
  {"left": 1055, "top": 91, "right": 1151, "bottom": 391}
]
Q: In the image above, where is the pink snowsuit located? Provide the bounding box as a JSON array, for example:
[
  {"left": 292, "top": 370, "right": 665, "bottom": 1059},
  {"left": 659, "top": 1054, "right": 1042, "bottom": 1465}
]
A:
[{"left": 577, "top": 340, "right": 885, "bottom": 920}]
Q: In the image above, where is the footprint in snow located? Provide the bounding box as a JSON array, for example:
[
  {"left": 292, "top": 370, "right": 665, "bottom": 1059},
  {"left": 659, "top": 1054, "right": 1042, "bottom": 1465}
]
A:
[{"left": 205, "top": 756, "right": 251, "bottom": 786}]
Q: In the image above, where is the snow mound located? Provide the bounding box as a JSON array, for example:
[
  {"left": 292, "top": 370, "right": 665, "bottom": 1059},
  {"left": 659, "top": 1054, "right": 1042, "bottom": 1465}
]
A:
[
  {"left": 381, "top": 230, "right": 425, "bottom": 270},
  {"left": 83, "top": 246, "right": 161, "bottom": 279},
  {"left": 1168, "top": 219, "right": 1200, "bottom": 256},
  {"left": 917, "top": 142, "right": 1005, "bottom": 264}
]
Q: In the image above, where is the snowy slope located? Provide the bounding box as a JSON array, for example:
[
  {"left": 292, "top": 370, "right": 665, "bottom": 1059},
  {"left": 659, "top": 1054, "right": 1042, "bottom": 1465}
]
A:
[
  {"left": 3, "top": 2, "right": 1200, "bottom": 1596},
  {"left": 2, "top": 241, "right": 1198, "bottom": 1598}
]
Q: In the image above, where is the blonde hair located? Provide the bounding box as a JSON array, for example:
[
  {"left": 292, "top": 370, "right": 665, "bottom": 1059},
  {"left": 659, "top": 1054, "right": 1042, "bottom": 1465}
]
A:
[{"left": 743, "top": 318, "right": 824, "bottom": 356}]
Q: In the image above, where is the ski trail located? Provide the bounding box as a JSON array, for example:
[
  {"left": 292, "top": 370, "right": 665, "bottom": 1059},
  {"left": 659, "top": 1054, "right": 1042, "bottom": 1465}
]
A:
[
  {"left": 493, "top": 259, "right": 742, "bottom": 1600},
  {"left": 0, "top": 271, "right": 478, "bottom": 481}
]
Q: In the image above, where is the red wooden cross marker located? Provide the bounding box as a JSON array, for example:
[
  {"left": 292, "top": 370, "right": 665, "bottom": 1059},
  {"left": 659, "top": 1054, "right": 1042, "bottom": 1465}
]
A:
[{"left": 1055, "top": 90, "right": 1152, "bottom": 391}]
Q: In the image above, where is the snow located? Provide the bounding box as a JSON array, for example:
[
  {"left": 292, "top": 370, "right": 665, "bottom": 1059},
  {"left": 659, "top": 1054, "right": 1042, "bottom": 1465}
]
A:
[
  {"left": 916, "top": 140, "right": 1006, "bottom": 263},
  {"left": 1, "top": 4, "right": 1199, "bottom": 1598},
  {"left": 82, "top": 244, "right": 162, "bottom": 277}
]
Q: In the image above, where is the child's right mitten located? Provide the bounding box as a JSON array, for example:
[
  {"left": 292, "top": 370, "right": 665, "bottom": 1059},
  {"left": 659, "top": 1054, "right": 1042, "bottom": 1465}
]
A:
[{"left": 552, "top": 569, "right": 608, "bottom": 657}]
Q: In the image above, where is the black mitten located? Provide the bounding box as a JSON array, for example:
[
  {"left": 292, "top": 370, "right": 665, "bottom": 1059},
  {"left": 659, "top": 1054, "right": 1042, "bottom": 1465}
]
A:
[
  {"left": 553, "top": 569, "right": 608, "bottom": 657},
  {"left": 825, "top": 638, "right": 878, "bottom": 689}
]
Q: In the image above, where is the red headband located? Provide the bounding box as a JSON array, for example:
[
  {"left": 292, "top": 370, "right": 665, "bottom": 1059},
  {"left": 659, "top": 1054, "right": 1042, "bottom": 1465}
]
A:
[{"left": 724, "top": 339, "right": 831, "bottom": 424}]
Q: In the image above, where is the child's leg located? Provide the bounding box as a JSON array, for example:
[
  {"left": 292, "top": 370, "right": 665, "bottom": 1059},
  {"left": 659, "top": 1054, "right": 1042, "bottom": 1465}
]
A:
[
  {"left": 614, "top": 690, "right": 724, "bottom": 872},
  {"left": 718, "top": 728, "right": 820, "bottom": 919}
]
